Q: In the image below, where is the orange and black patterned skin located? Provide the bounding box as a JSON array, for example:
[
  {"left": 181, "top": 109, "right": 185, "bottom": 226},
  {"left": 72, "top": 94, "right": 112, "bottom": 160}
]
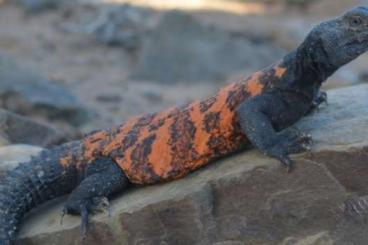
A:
[
  {"left": 2, "top": 7, "right": 368, "bottom": 244},
  {"left": 59, "top": 63, "right": 287, "bottom": 185}
]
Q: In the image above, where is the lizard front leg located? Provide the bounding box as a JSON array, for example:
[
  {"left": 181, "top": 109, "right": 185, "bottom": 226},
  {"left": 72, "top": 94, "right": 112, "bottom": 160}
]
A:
[{"left": 236, "top": 93, "right": 312, "bottom": 171}]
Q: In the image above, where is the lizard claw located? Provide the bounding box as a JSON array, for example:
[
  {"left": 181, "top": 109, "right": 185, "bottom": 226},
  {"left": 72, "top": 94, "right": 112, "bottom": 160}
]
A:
[
  {"left": 91, "top": 196, "right": 111, "bottom": 217},
  {"left": 314, "top": 91, "right": 328, "bottom": 106},
  {"left": 309, "top": 91, "right": 328, "bottom": 114},
  {"left": 60, "top": 208, "right": 66, "bottom": 225},
  {"left": 62, "top": 199, "right": 93, "bottom": 241},
  {"left": 62, "top": 196, "right": 111, "bottom": 241},
  {"left": 277, "top": 155, "right": 294, "bottom": 173},
  {"left": 80, "top": 203, "right": 89, "bottom": 241},
  {"left": 264, "top": 128, "right": 311, "bottom": 172}
]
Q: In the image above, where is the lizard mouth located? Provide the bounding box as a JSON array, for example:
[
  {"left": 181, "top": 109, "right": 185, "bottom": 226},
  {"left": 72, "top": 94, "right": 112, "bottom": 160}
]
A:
[
  {"left": 343, "top": 38, "right": 368, "bottom": 58},
  {"left": 344, "top": 32, "right": 368, "bottom": 50},
  {"left": 357, "top": 32, "right": 368, "bottom": 42},
  {"left": 345, "top": 32, "right": 368, "bottom": 46}
]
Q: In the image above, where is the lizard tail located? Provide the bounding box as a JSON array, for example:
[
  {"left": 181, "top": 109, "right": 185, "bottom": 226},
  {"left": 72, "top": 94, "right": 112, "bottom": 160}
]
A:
[{"left": 0, "top": 144, "right": 80, "bottom": 244}]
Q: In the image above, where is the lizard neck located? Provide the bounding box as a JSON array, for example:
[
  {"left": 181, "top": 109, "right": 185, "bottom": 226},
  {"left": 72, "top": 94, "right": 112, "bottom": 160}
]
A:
[{"left": 278, "top": 37, "right": 338, "bottom": 92}]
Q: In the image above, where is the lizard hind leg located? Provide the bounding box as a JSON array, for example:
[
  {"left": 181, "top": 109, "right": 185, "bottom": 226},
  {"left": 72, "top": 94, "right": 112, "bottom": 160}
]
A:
[{"left": 61, "top": 157, "right": 129, "bottom": 239}]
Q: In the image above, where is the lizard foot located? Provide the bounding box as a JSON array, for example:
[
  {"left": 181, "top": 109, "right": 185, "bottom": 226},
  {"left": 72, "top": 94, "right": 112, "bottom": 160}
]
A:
[
  {"left": 61, "top": 196, "right": 110, "bottom": 239},
  {"left": 266, "top": 128, "right": 313, "bottom": 172},
  {"left": 279, "top": 127, "right": 313, "bottom": 154},
  {"left": 313, "top": 90, "right": 328, "bottom": 107},
  {"left": 91, "top": 196, "right": 111, "bottom": 216},
  {"left": 308, "top": 90, "right": 328, "bottom": 114}
]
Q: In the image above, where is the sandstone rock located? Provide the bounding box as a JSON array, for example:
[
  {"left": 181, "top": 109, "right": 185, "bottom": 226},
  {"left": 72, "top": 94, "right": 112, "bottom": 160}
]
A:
[
  {"left": 130, "top": 11, "right": 285, "bottom": 83},
  {"left": 0, "top": 144, "right": 43, "bottom": 178},
  {"left": 0, "top": 54, "right": 88, "bottom": 126},
  {"left": 0, "top": 109, "right": 65, "bottom": 147},
  {"left": 15, "top": 84, "right": 368, "bottom": 244}
]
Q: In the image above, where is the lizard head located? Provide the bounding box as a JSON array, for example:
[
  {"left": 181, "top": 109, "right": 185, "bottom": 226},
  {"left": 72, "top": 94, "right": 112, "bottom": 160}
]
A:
[{"left": 305, "top": 6, "right": 368, "bottom": 69}]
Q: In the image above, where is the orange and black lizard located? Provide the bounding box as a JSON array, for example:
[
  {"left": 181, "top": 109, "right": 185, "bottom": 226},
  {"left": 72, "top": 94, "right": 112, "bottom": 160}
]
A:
[{"left": 1, "top": 7, "right": 368, "bottom": 244}]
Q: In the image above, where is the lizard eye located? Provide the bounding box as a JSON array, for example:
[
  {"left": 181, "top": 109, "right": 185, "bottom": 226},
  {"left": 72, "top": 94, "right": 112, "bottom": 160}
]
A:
[{"left": 350, "top": 16, "right": 363, "bottom": 27}]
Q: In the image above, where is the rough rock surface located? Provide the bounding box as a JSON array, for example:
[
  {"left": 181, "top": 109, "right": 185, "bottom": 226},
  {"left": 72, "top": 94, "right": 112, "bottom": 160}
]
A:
[
  {"left": 0, "top": 54, "right": 88, "bottom": 126},
  {"left": 130, "top": 11, "right": 285, "bottom": 83},
  {"left": 0, "top": 144, "right": 44, "bottom": 178},
  {"left": 13, "top": 84, "right": 368, "bottom": 244},
  {"left": 0, "top": 109, "right": 65, "bottom": 147}
]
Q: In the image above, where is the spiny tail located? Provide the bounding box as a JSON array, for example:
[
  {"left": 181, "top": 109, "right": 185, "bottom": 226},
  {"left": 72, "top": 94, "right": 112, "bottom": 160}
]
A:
[{"left": 0, "top": 142, "right": 81, "bottom": 244}]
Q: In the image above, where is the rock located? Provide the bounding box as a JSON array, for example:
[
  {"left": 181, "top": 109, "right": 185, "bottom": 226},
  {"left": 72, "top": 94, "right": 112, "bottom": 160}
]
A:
[
  {"left": 89, "top": 5, "right": 144, "bottom": 49},
  {"left": 142, "top": 90, "right": 163, "bottom": 103},
  {"left": 323, "top": 68, "right": 360, "bottom": 90},
  {"left": 284, "top": 0, "right": 316, "bottom": 6},
  {"left": 0, "top": 54, "right": 88, "bottom": 126},
  {"left": 0, "top": 144, "right": 43, "bottom": 178},
  {"left": 130, "top": 11, "right": 285, "bottom": 83},
  {"left": 61, "top": 4, "right": 148, "bottom": 50},
  {"left": 16, "top": 85, "right": 368, "bottom": 244},
  {"left": 358, "top": 70, "right": 368, "bottom": 82},
  {"left": 17, "top": 0, "right": 69, "bottom": 13},
  {"left": 0, "top": 109, "right": 65, "bottom": 147},
  {"left": 281, "top": 232, "right": 334, "bottom": 245},
  {"left": 95, "top": 94, "right": 122, "bottom": 103}
]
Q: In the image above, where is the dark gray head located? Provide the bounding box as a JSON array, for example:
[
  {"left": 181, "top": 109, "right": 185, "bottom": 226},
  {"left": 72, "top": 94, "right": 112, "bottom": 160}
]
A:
[{"left": 304, "top": 6, "right": 368, "bottom": 69}]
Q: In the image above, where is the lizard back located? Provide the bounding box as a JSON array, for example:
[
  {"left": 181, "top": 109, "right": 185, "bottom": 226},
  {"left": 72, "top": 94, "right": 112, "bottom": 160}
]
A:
[{"left": 61, "top": 64, "right": 287, "bottom": 184}]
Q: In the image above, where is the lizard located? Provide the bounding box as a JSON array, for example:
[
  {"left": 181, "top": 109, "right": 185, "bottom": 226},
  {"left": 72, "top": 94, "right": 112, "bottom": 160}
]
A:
[{"left": 1, "top": 6, "right": 368, "bottom": 245}]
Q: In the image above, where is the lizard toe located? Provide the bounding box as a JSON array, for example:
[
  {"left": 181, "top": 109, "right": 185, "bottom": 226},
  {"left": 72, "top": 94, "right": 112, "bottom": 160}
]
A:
[
  {"left": 270, "top": 128, "right": 313, "bottom": 156},
  {"left": 62, "top": 198, "right": 94, "bottom": 240},
  {"left": 278, "top": 155, "right": 294, "bottom": 173}
]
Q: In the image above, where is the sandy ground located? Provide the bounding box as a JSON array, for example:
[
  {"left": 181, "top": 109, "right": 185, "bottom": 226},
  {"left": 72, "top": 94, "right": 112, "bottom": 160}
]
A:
[{"left": 0, "top": 0, "right": 367, "bottom": 133}]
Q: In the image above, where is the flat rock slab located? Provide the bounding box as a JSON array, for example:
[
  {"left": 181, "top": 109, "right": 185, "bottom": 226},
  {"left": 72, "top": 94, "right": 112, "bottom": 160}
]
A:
[
  {"left": 297, "top": 84, "right": 368, "bottom": 151},
  {"left": 16, "top": 85, "right": 368, "bottom": 244}
]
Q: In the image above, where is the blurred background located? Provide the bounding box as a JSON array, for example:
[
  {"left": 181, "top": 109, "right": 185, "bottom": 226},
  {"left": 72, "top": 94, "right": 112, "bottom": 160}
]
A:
[{"left": 0, "top": 0, "right": 367, "bottom": 141}]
